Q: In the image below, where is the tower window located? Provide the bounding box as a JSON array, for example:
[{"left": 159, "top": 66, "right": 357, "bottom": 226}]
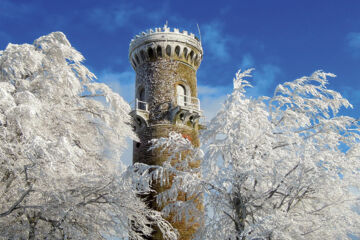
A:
[
  {"left": 166, "top": 45, "right": 171, "bottom": 57},
  {"left": 175, "top": 46, "right": 180, "bottom": 57},
  {"left": 194, "top": 54, "right": 199, "bottom": 66},
  {"left": 189, "top": 51, "right": 194, "bottom": 61},
  {"left": 176, "top": 84, "right": 186, "bottom": 106},
  {"left": 148, "top": 47, "right": 155, "bottom": 59},
  {"left": 157, "top": 46, "right": 162, "bottom": 57},
  {"left": 183, "top": 48, "right": 188, "bottom": 59},
  {"left": 139, "top": 88, "right": 146, "bottom": 110}
]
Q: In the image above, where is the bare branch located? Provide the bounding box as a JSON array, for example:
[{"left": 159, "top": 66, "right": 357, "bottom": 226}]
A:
[
  {"left": 266, "top": 163, "right": 299, "bottom": 200},
  {"left": 0, "top": 186, "right": 32, "bottom": 217}
]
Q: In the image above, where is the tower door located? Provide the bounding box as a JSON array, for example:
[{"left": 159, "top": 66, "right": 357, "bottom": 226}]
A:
[{"left": 176, "top": 84, "right": 186, "bottom": 106}]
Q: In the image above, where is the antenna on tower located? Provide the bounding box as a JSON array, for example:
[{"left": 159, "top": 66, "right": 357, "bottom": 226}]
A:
[{"left": 197, "top": 23, "right": 202, "bottom": 43}]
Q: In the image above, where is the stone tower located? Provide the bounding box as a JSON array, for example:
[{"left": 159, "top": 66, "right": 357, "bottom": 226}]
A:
[{"left": 129, "top": 24, "right": 203, "bottom": 239}]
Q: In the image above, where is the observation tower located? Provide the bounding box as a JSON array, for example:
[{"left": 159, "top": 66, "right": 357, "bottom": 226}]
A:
[{"left": 129, "top": 24, "right": 203, "bottom": 239}]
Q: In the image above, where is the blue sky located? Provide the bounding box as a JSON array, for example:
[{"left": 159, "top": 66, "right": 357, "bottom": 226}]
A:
[{"left": 1, "top": 0, "right": 360, "bottom": 120}]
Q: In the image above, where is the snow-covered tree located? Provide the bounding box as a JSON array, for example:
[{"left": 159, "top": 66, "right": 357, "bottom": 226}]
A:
[
  {"left": 149, "top": 69, "right": 360, "bottom": 239},
  {"left": 0, "top": 32, "right": 177, "bottom": 240}
]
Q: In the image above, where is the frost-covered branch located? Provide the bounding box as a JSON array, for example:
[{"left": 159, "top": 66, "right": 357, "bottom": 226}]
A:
[
  {"left": 151, "top": 69, "right": 360, "bottom": 240},
  {"left": 0, "top": 32, "right": 174, "bottom": 240}
]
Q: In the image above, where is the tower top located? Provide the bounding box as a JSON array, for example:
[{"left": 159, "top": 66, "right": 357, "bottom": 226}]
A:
[{"left": 129, "top": 25, "right": 203, "bottom": 70}]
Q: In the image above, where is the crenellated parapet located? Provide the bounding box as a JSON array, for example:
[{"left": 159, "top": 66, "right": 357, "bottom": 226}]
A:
[{"left": 129, "top": 24, "right": 203, "bottom": 70}]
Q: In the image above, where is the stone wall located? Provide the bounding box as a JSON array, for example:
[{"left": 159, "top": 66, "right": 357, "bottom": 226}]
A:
[
  {"left": 131, "top": 27, "right": 203, "bottom": 240},
  {"left": 134, "top": 59, "right": 198, "bottom": 125}
]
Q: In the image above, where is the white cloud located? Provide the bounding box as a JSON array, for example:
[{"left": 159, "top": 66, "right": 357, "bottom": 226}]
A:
[
  {"left": 246, "top": 64, "right": 281, "bottom": 97},
  {"left": 89, "top": 7, "right": 139, "bottom": 31},
  {"left": 0, "top": 0, "right": 34, "bottom": 19},
  {"left": 97, "top": 69, "right": 135, "bottom": 103},
  {"left": 198, "top": 84, "right": 231, "bottom": 121},
  {"left": 235, "top": 54, "right": 282, "bottom": 98},
  {"left": 200, "top": 94, "right": 228, "bottom": 121},
  {"left": 240, "top": 53, "right": 255, "bottom": 69},
  {"left": 202, "top": 22, "right": 233, "bottom": 61},
  {"left": 87, "top": 3, "right": 170, "bottom": 32},
  {"left": 346, "top": 32, "right": 360, "bottom": 57},
  {"left": 347, "top": 32, "right": 360, "bottom": 49},
  {"left": 235, "top": 53, "right": 281, "bottom": 97},
  {"left": 198, "top": 85, "right": 227, "bottom": 96}
]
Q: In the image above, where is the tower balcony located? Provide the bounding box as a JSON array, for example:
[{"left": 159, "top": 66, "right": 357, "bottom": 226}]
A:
[
  {"left": 176, "top": 94, "right": 201, "bottom": 112},
  {"left": 132, "top": 98, "right": 149, "bottom": 112},
  {"left": 130, "top": 96, "right": 203, "bottom": 128},
  {"left": 129, "top": 98, "right": 149, "bottom": 131},
  {"left": 170, "top": 94, "right": 202, "bottom": 126}
]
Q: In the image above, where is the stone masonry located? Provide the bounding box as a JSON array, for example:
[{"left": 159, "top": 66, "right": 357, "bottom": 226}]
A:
[{"left": 129, "top": 24, "right": 203, "bottom": 240}]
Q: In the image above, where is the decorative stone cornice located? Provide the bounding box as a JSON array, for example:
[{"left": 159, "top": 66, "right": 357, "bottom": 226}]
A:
[{"left": 129, "top": 24, "right": 203, "bottom": 70}]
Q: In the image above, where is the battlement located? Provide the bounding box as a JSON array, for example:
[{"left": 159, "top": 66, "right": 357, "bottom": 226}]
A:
[
  {"left": 130, "top": 25, "right": 200, "bottom": 43},
  {"left": 129, "top": 24, "right": 203, "bottom": 70}
]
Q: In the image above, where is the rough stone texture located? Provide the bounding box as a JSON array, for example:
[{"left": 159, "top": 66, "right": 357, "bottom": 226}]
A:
[
  {"left": 134, "top": 59, "right": 198, "bottom": 125},
  {"left": 130, "top": 26, "right": 203, "bottom": 240}
]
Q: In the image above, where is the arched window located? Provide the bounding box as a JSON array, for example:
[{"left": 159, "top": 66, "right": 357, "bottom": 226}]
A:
[
  {"left": 189, "top": 50, "right": 194, "bottom": 61},
  {"left": 148, "top": 47, "right": 155, "bottom": 60},
  {"left": 194, "top": 54, "right": 199, "bottom": 66},
  {"left": 157, "top": 46, "right": 162, "bottom": 57},
  {"left": 139, "top": 88, "right": 145, "bottom": 101},
  {"left": 166, "top": 45, "right": 171, "bottom": 57},
  {"left": 175, "top": 46, "right": 180, "bottom": 57},
  {"left": 176, "top": 84, "right": 186, "bottom": 106},
  {"left": 183, "top": 48, "right": 188, "bottom": 59},
  {"left": 139, "top": 88, "right": 146, "bottom": 110}
]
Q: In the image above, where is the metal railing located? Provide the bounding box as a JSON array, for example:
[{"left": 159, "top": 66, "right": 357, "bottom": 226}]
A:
[
  {"left": 131, "top": 95, "right": 200, "bottom": 112},
  {"left": 176, "top": 94, "right": 201, "bottom": 111},
  {"left": 132, "top": 98, "right": 149, "bottom": 112}
]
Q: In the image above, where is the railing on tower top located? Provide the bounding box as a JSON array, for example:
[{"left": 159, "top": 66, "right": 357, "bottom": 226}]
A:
[
  {"left": 131, "top": 98, "right": 149, "bottom": 112},
  {"left": 176, "top": 94, "right": 201, "bottom": 111}
]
